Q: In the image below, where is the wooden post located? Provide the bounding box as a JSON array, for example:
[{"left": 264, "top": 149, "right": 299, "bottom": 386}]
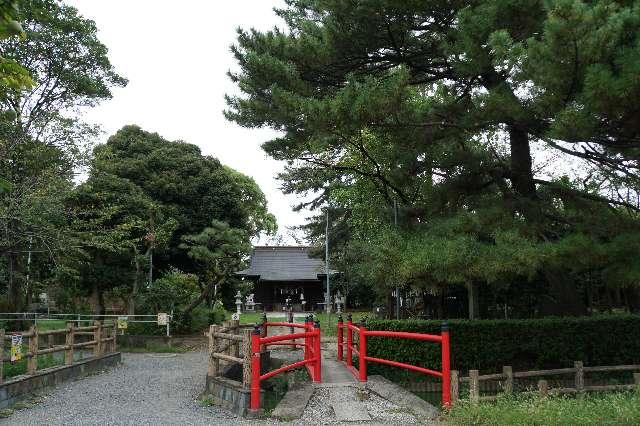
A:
[
  {"left": 469, "top": 370, "right": 480, "bottom": 403},
  {"left": 242, "top": 328, "right": 252, "bottom": 388},
  {"left": 27, "top": 325, "right": 38, "bottom": 375},
  {"left": 93, "top": 320, "right": 102, "bottom": 357},
  {"left": 208, "top": 325, "right": 219, "bottom": 377},
  {"left": 574, "top": 361, "right": 584, "bottom": 395},
  {"left": 48, "top": 333, "right": 54, "bottom": 350},
  {"left": 231, "top": 319, "right": 240, "bottom": 358},
  {"left": 633, "top": 372, "right": 640, "bottom": 390},
  {"left": 112, "top": 321, "right": 118, "bottom": 352},
  {"left": 65, "top": 322, "right": 75, "bottom": 365},
  {"left": 450, "top": 370, "right": 459, "bottom": 403},
  {"left": 538, "top": 379, "right": 548, "bottom": 397},
  {"left": 0, "top": 329, "right": 4, "bottom": 384},
  {"left": 503, "top": 366, "right": 513, "bottom": 394}
]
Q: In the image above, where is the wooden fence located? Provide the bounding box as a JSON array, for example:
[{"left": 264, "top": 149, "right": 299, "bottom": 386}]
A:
[
  {"left": 451, "top": 361, "right": 640, "bottom": 403},
  {"left": 206, "top": 320, "right": 254, "bottom": 388},
  {"left": 0, "top": 321, "right": 117, "bottom": 384}
]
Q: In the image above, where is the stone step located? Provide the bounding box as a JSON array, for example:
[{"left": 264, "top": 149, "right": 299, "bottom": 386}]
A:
[{"left": 271, "top": 384, "right": 314, "bottom": 421}]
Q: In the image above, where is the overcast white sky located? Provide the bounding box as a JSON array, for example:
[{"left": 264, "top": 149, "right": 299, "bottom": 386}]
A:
[{"left": 66, "top": 0, "right": 308, "bottom": 243}]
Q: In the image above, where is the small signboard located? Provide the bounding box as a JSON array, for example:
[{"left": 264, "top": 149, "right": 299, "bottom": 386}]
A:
[
  {"left": 157, "top": 312, "right": 169, "bottom": 326},
  {"left": 231, "top": 313, "right": 240, "bottom": 321},
  {"left": 10, "top": 334, "right": 22, "bottom": 362},
  {"left": 117, "top": 316, "right": 128, "bottom": 330}
]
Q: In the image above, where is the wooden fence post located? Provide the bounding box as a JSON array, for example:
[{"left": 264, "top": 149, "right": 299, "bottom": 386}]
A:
[
  {"left": 27, "top": 325, "right": 38, "bottom": 375},
  {"left": 0, "top": 329, "right": 4, "bottom": 384},
  {"left": 469, "top": 370, "right": 480, "bottom": 403},
  {"left": 538, "top": 379, "right": 548, "bottom": 397},
  {"left": 242, "top": 328, "right": 252, "bottom": 388},
  {"left": 208, "top": 325, "right": 219, "bottom": 377},
  {"left": 112, "top": 321, "right": 118, "bottom": 352},
  {"left": 231, "top": 320, "right": 240, "bottom": 358},
  {"left": 65, "top": 322, "right": 75, "bottom": 365},
  {"left": 574, "top": 361, "right": 584, "bottom": 396},
  {"left": 634, "top": 373, "right": 640, "bottom": 391},
  {"left": 450, "top": 370, "right": 459, "bottom": 404},
  {"left": 503, "top": 366, "right": 513, "bottom": 394},
  {"left": 93, "top": 320, "right": 102, "bottom": 357}
]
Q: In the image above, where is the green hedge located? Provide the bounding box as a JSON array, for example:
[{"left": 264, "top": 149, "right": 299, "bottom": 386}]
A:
[{"left": 362, "top": 315, "right": 640, "bottom": 377}]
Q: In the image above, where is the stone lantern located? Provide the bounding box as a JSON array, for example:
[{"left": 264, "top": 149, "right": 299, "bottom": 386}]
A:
[
  {"left": 300, "top": 292, "right": 306, "bottom": 312},
  {"left": 235, "top": 290, "right": 243, "bottom": 315}
]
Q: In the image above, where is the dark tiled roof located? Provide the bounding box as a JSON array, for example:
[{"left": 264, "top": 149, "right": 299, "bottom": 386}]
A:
[{"left": 237, "top": 246, "right": 335, "bottom": 281}]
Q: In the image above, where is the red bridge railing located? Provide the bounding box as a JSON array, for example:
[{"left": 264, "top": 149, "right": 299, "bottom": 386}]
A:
[
  {"left": 250, "top": 315, "right": 321, "bottom": 412},
  {"left": 337, "top": 314, "right": 451, "bottom": 407}
]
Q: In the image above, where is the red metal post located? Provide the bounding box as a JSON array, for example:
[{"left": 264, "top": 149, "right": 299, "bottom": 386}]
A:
[
  {"left": 260, "top": 313, "right": 267, "bottom": 352},
  {"left": 441, "top": 322, "right": 451, "bottom": 407},
  {"left": 346, "top": 314, "right": 353, "bottom": 367},
  {"left": 304, "top": 315, "right": 310, "bottom": 362},
  {"left": 337, "top": 314, "right": 343, "bottom": 361},
  {"left": 250, "top": 325, "right": 262, "bottom": 411},
  {"left": 313, "top": 319, "right": 322, "bottom": 383},
  {"left": 358, "top": 325, "right": 367, "bottom": 382}
]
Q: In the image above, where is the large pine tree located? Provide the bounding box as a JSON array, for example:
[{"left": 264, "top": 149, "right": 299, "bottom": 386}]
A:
[{"left": 227, "top": 0, "right": 640, "bottom": 317}]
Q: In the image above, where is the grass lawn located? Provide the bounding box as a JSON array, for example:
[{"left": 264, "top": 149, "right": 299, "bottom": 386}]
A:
[
  {"left": 233, "top": 311, "right": 369, "bottom": 336},
  {"left": 34, "top": 319, "right": 67, "bottom": 331},
  {"left": 444, "top": 392, "right": 640, "bottom": 426},
  {"left": 3, "top": 354, "right": 63, "bottom": 380}
]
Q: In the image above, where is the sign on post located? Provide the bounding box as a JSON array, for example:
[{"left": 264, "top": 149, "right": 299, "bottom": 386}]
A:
[
  {"left": 10, "top": 334, "right": 23, "bottom": 362},
  {"left": 117, "top": 316, "right": 128, "bottom": 330},
  {"left": 231, "top": 313, "right": 240, "bottom": 321},
  {"left": 157, "top": 313, "right": 169, "bottom": 326}
]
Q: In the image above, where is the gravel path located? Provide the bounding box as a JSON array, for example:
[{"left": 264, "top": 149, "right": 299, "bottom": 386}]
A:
[
  {"left": 3, "top": 350, "right": 432, "bottom": 425},
  {"left": 4, "top": 351, "right": 249, "bottom": 426}
]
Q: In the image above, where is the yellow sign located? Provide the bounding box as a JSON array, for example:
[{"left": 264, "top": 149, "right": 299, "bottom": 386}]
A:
[
  {"left": 157, "top": 313, "right": 168, "bottom": 326},
  {"left": 117, "top": 316, "right": 128, "bottom": 329},
  {"left": 10, "top": 334, "right": 22, "bottom": 362}
]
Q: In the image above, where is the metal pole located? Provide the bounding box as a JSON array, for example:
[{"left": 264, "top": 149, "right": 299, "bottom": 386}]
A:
[
  {"left": 394, "top": 200, "right": 400, "bottom": 320},
  {"left": 325, "top": 208, "right": 330, "bottom": 314}
]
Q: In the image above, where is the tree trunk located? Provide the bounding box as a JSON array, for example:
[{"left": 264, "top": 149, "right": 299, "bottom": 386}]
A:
[
  {"left": 7, "top": 252, "right": 22, "bottom": 311},
  {"left": 467, "top": 282, "right": 480, "bottom": 320},
  {"left": 508, "top": 125, "right": 537, "bottom": 200},
  {"left": 183, "top": 278, "right": 222, "bottom": 315},
  {"left": 128, "top": 247, "right": 140, "bottom": 316},
  {"left": 90, "top": 282, "right": 104, "bottom": 315}
]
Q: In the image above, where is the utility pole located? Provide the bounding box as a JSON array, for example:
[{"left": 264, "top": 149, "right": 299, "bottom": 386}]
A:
[
  {"left": 325, "top": 208, "right": 331, "bottom": 314},
  {"left": 394, "top": 200, "right": 400, "bottom": 320}
]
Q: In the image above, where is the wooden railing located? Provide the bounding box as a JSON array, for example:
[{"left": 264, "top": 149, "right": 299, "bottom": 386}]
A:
[
  {"left": 206, "top": 320, "right": 254, "bottom": 388},
  {"left": 0, "top": 321, "right": 117, "bottom": 384},
  {"left": 452, "top": 361, "right": 640, "bottom": 403}
]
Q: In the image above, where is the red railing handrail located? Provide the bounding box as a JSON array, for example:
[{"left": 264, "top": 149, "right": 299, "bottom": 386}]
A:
[
  {"left": 364, "top": 355, "right": 443, "bottom": 378},
  {"left": 365, "top": 330, "right": 443, "bottom": 342},
  {"left": 264, "top": 321, "right": 309, "bottom": 329},
  {"left": 250, "top": 317, "right": 322, "bottom": 412},
  {"left": 346, "top": 323, "right": 360, "bottom": 332},
  {"left": 337, "top": 317, "right": 451, "bottom": 407},
  {"left": 260, "top": 357, "right": 315, "bottom": 381},
  {"left": 260, "top": 331, "right": 314, "bottom": 344}
]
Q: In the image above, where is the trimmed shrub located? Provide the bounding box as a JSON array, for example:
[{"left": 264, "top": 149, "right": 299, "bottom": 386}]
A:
[{"left": 363, "top": 315, "right": 640, "bottom": 377}]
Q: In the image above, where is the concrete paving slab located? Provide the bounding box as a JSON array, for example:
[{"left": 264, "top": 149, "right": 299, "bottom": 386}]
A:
[
  {"left": 271, "top": 384, "right": 314, "bottom": 421},
  {"left": 366, "top": 375, "right": 439, "bottom": 419},
  {"left": 332, "top": 400, "right": 371, "bottom": 422}
]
